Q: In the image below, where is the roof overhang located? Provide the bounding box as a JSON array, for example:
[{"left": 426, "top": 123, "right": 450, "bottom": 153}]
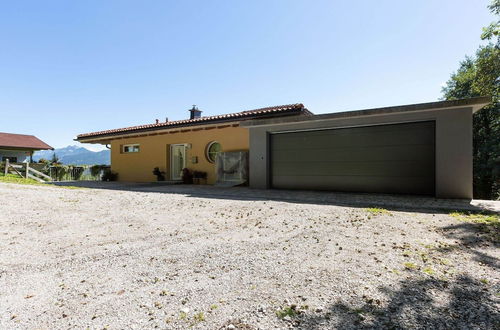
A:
[
  {"left": 241, "top": 96, "right": 492, "bottom": 128},
  {"left": 75, "top": 121, "right": 244, "bottom": 145},
  {"left": 76, "top": 108, "right": 310, "bottom": 144}
]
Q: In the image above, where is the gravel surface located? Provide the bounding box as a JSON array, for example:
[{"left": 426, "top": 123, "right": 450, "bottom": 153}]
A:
[{"left": 0, "top": 182, "right": 498, "bottom": 329}]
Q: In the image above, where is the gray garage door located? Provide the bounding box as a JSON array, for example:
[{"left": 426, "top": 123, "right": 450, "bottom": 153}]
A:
[{"left": 270, "top": 121, "right": 435, "bottom": 195}]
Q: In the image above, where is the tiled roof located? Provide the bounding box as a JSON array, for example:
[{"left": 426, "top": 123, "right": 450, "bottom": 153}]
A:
[
  {"left": 77, "top": 103, "right": 309, "bottom": 139},
  {"left": 0, "top": 132, "right": 53, "bottom": 150}
]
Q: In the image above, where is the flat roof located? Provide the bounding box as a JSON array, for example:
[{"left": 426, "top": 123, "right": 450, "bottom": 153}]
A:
[{"left": 241, "top": 96, "right": 492, "bottom": 127}]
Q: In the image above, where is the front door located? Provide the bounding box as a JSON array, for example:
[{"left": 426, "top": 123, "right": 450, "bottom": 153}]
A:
[{"left": 170, "top": 144, "right": 186, "bottom": 180}]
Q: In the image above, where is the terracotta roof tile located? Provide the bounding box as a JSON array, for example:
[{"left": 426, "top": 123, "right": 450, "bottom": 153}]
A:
[
  {"left": 77, "top": 103, "right": 309, "bottom": 140},
  {"left": 0, "top": 132, "right": 53, "bottom": 150}
]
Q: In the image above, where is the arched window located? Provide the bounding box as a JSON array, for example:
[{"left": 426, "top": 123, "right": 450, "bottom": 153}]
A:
[{"left": 206, "top": 141, "right": 221, "bottom": 163}]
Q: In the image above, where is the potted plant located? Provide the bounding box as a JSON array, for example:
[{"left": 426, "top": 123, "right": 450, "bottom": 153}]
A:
[
  {"left": 152, "top": 167, "right": 165, "bottom": 181},
  {"left": 181, "top": 168, "right": 193, "bottom": 184}
]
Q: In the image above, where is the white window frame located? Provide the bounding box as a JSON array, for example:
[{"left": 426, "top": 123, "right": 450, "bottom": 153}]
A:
[{"left": 122, "top": 144, "right": 140, "bottom": 153}]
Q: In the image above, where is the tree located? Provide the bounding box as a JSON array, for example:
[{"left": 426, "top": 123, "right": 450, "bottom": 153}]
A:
[
  {"left": 442, "top": 1, "right": 500, "bottom": 200},
  {"left": 481, "top": 0, "right": 500, "bottom": 43},
  {"left": 50, "top": 153, "right": 60, "bottom": 165}
]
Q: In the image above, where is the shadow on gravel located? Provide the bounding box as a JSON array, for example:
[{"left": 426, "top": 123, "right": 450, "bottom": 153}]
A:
[
  {"left": 46, "top": 181, "right": 496, "bottom": 214},
  {"left": 298, "top": 275, "right": 499, "bottom": 329},
  {"left": 438, "top": 220, "right": 499, "bottom": 269}
]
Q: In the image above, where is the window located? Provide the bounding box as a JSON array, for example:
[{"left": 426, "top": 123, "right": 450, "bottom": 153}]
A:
[
  {"left": 206, "top": 141, "right": 221, "bottom": 163},
  {"left": 123, "top": 144, "right": 140, "bottom": 153}
]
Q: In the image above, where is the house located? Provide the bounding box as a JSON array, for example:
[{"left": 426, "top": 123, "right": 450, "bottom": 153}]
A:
[
  {"left": 75, "top": 104, "right": 311, "bottom": 183},
  {"left": 76, "top": 97, "right": 490, "bottom": 199},
  {"left": 241, "top": 96, "right": 491, "bottom": 199},
  {"left": 0, "top": 132, "right": 53, "bottom": 163}
]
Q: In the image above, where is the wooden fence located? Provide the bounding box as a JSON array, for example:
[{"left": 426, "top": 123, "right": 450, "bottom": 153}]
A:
[
  {"left": 3, "top": 159, "right": 52, "bottom": 182},
  {"left": 1, "top": 160, "right": 109, "bottom": 182}
]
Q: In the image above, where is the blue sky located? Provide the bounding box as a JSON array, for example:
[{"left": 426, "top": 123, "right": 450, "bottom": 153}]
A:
[{"left": 0, "top": 1, "right": 493, "bottom": 150}]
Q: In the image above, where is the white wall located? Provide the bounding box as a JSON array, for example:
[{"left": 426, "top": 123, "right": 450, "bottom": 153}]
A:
[{"left": 0, "top": 149, "right": 31, "bottom": 163}]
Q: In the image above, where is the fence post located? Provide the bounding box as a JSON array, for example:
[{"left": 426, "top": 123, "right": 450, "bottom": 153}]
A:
[
  {"left": 25, "top": 162, "right": 29, "bottom": 179},
  {"left": 4, "top": 159, "right": 9, "bottom": 176}
]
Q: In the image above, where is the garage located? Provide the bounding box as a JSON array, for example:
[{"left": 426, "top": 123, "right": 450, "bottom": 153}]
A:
[{"left": 270, "top": 121, "right": 436, "bottom": 195}]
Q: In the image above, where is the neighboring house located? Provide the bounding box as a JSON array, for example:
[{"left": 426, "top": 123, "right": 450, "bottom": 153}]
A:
[
  {"left": 76, "top": 104, "right": 310, "bottom": 183},
  {"left": 0, "top": 132, "right": 53, "bottom": 163},
  {"left": 76, "top": 97, "right": 490, "bottom": 199}
]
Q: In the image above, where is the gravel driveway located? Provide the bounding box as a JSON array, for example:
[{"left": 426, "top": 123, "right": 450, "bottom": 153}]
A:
[{"left": 0, "top": 182, "right": 498, "bottom": 329}]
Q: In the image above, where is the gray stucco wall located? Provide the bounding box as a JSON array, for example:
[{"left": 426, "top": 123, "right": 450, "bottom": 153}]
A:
[
  {"left": 0, "top": 149, "right": 31, "bottom": 162},
  {"left": 248, "top": 107, "right": 474, "bottom": 199}
]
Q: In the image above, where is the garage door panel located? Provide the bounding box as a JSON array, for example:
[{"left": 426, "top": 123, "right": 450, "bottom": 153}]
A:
[
  {"left": 273, "top": 159, "right": 434, "bottom": 177},
  {"left": 272, "top": 145, "right": 435, "bottom": 163},
  {"left": 272, "top": 175, "right": 434, "bottom": 195},
  {"left": 270, "top": 121, "right": 435, "bottom": 195},
  {"left": 272, "top": 124, "right": 435, "bottom": 150}
]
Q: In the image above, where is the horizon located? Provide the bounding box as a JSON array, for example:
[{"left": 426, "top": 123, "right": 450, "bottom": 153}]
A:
[{"left": 0, "top": 1, "right": 493, "bottom": 151}]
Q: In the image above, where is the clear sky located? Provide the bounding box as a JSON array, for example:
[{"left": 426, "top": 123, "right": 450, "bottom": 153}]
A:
[{"left": 0, "top": 0, "right": 493, "bottom": 150}]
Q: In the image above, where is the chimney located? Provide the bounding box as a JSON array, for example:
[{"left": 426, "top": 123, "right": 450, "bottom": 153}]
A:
[
  {"left": 155, "top": 119, "right": 159, "bottom": 124},
  {"left": 189, "top": 105, "right": 202, "bottom": 120},
  {"left": 165, "top": 117, "right": 168, "bottom": 122}
]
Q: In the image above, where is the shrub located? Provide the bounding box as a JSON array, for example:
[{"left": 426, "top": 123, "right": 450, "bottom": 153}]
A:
[
  {"left": 50, "top": 165, "right": 68, "bottom": 181},
  {"left": 90, "top": 165, "right": 103, "bottom": 177},
  {"left": 102, "top": 169, "right": 118, "bottom": 181},
  {"left": 152, "top": 167, "right": 165, "bottom": 181},
  {"left": 181, "top": 168, "right": 193, "bottom": 184}
]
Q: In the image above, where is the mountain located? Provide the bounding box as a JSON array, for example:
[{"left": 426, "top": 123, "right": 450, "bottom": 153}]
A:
[{"left": 33, "top": 145, "right": 110, "bottom": 165}]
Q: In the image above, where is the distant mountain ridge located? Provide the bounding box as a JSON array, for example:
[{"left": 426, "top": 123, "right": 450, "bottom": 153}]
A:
[{"left": 33, "top": 145, "right": 110, "bottom": 165}]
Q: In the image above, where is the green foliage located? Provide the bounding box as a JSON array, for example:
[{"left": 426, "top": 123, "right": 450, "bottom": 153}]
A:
[
  {"left": 449, "top": 211, "right": 499, "bottom": 225},
  {"left": 481, "top": 0, "right": 500, "bottom": 42},
  {"left": 50, "top": 153, "right": 60, "bottom": 165},
  {"left": 422, "top": 267, "right": 435, "bottom": 276},
  {"left": 403, "top": 262, "right": 418, "bottom": 270},
  {"left": 442, "top": 0, "right": 500, "bottom": 200},
  {"left": 102, "top": 169, "right": 118, "bottom": 181},
  {"left": 193, "top": 312, "right": 205, "bottom": 322},
  {"left": 90, "top": 164, "right": 109, "bottom": 178},
  {"left": 276, "top": 306, "right": 299, "bottom": 319},
  {"left": 450, "top": 211, "right": 499, "bottom": 242},
  {"left": 50, "top": 165, "right": 68, "bottom": 181},
  {"left": 365, "top": 207, "right": 391, "bottom": 216}
]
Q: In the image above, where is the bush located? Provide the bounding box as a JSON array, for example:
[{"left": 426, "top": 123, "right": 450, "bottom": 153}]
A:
[
  {"left": 50, "top": 165, "right": 68, "bottom": 181},
  {"left": 152, "top": 167, "right": 165, "bottom": 181},
  {"left": 181, "top": 168, "right": 193, "bottom": 184},
  {"left": 102, "top": 169, "right": 118, "bottom": 181}
]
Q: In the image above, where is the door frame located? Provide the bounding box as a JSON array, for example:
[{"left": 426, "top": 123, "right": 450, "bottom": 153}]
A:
[{"left": 170, "top": 144, "right": 187, "bottom": 180}]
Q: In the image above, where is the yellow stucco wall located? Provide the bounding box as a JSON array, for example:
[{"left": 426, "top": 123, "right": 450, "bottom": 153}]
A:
[{"left": 109, "top": 125, "right": 249, "bottom": 183}]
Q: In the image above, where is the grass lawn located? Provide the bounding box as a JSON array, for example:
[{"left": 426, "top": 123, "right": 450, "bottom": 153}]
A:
[{"left": 0, "top": 173, "right": 43, "bottom": 185}]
